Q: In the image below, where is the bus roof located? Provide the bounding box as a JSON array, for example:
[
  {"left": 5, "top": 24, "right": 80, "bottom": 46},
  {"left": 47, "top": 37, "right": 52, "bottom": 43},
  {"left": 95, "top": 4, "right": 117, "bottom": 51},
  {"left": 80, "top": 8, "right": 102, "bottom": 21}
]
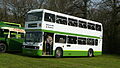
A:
[
  {"left": 0, "top": 21, "right": 21, "bottom": 27},
  {"left": 28, "top": 9, "right": 102, "bottom": 25},
  {"left": 0, "top": 21, "right": 25, "bottom": 33}
]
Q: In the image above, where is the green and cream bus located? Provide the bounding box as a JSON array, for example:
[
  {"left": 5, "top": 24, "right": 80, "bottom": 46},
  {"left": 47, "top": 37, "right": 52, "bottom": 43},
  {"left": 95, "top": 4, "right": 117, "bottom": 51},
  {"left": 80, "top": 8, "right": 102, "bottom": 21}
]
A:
[
  {"left": 23, "top": 9, "right": 103, "bottom": 57},
  {"left": 0, "top": 21, "right": 25, "bottom": 52}
]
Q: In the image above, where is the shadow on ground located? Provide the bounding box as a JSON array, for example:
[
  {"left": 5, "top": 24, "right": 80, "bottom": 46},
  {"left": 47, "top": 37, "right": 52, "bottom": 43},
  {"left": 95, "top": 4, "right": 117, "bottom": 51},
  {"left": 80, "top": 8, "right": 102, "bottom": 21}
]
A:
[{"left": 7, "top": 51, "right": 92, "bottom": 58}]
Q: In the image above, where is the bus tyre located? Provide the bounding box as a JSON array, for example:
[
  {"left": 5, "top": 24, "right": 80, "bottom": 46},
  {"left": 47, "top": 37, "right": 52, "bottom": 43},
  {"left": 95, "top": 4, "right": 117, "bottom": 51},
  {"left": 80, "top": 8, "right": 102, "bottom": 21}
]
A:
[
  {"left": 0, "top": 43, "right": 7, "bottom": 53},
  {"left": 55, "top": 48, "right": 63, "bottom": 58},
  {"left": 88, "top": 49, "right": 94, "bottom": 57}
]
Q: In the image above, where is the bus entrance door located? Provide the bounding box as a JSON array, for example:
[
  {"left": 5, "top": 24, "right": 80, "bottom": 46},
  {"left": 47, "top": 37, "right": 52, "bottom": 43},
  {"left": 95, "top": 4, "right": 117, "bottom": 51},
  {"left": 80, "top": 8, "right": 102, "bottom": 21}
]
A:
[{"left": 43, "top": 32, "right": 54, "bottom": 56}]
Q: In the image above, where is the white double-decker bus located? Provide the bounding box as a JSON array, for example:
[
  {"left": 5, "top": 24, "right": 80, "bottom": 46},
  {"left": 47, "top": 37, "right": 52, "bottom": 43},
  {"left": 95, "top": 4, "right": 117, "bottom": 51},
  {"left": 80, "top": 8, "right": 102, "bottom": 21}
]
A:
[{"left": 23, "top": 9, "right": 103, "bottom": 57}]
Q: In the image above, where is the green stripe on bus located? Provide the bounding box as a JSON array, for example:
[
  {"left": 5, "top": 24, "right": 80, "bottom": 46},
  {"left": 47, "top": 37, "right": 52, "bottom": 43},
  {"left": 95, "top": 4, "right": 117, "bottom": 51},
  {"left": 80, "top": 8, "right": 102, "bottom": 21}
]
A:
[
  {"left": 26, "top": 29, "right": 101, "bottom": 39},
  {"left": 63, "top": 50, "right": 102, "bottom": 56},
  {"left": 23, "top": 48, "right": 102, "bottom": 56},
  {"left": 64, "top": 50, "right": 102, "bottom": 52}
]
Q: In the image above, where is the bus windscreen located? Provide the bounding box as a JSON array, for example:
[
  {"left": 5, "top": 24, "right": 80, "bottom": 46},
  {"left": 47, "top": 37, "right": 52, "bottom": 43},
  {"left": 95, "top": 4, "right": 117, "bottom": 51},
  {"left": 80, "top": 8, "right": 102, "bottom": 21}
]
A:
[{"left": 26, "top": 12, "right": 43, "bottom": 22}]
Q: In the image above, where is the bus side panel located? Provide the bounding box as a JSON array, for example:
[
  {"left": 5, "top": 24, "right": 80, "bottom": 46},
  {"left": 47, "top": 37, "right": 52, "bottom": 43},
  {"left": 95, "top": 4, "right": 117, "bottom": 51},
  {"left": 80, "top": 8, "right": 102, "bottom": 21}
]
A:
[
  {"left": 94, "top": 38, "right": 102, "bottom": 56},
  {"left": 63, "top": 50, "right": 88, "bottom": 56},
  {"left": 62, "top": 50, "right": 102, "bottom": 56},
  {"left": 8, "top": 38, "right": 23, "bottom": 51},
  {"left": 0, "top": 38, "right": 6, "bottom": 43},
  {"left": 53, "top": 43, "right": 88, "bottom": 56},
  {"left": 94, "top": 51, "right": 102, "bottom": 56},
  {"left": 54, "top": 43, "right": 102, "bottom": 56}
]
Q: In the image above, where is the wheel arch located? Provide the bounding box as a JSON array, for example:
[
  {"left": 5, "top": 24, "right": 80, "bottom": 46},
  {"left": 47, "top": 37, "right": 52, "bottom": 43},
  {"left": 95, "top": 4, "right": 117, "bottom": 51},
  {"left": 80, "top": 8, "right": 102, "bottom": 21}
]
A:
[
  {"left": 54, "top": 47, "right": 63, "bottom": 56},
  {"left": 55, "top": 47, "right": 63, "bottom": 52},
  {"left": 88, "top": 48, "right": 94, "bottom": 52},
  {"left": 88, "top": 48, "right": 94, "bottom": 57},
  {"left": 0, "top": 40, "right": 8, "bottom": 50}
]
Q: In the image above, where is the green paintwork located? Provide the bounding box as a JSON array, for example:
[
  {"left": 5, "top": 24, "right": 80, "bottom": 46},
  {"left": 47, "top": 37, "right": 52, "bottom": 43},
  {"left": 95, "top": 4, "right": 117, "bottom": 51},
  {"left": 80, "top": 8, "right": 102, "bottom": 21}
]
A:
[
  {"left": 0, "top": 21, "right": 23, "bottom": 29},
  {"left": 94, "top": 51, "right": 102, "bottom": 56},
  {"left": 0, "top": 38, "right": 6, "bottom": 41},
  {"left": 63, "top": 50, "right": 102, "bottom": 56},
  {"left": 24, "top": 29, "right": 102, "bottom": 56},
  {"left": 63, "top": 50, "right": 88, "bottom": 56},
  {"left": 0, "top": 21, "right": 25, "bottom": 52},
  {"left": 0, "top": 37, "right": 24, "bottom": 51},
  {"left": 26, "top": 29, "right": 101, "bottom": 39},
  {"left": 7, "top": 38, "right": 24, "bottom": 51},
  {"left": 22, "top": 48, "right": 102, "bottom": 56},
  {"left": 22, "top": 48, "right": 42, "bottom": 56}
]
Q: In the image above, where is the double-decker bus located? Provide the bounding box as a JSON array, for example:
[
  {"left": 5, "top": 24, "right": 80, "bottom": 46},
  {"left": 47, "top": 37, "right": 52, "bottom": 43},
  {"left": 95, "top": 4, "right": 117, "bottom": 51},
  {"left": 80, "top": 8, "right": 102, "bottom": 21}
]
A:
[
  {"left": 23, "top": 9, "right": 103, "bottom": 57},
  {"left": 0, "top": 21, "right": 25, "bottom": 52}
]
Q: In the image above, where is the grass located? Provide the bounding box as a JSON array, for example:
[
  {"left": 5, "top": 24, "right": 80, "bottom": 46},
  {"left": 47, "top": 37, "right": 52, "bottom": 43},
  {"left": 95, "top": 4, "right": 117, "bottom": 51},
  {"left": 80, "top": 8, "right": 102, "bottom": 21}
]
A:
[{"left": 0, "top": 53, "right": 120, "bottom": 68}]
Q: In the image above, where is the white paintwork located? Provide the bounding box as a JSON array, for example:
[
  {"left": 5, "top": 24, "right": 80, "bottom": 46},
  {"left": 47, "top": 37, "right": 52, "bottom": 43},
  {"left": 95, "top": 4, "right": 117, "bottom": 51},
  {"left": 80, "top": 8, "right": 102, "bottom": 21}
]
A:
[{"left": 24, "top": 9, "right": 103, "bottom": 52}]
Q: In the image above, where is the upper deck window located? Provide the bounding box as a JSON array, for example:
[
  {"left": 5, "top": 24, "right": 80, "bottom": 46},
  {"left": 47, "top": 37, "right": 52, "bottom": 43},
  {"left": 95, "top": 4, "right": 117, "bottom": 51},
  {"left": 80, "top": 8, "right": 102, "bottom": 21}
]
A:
[
  {"left": 56, "top": 15, "right": 67, "bottom": 25},
  {"left": 88, "top": 23, "right": 95, "bottom": 30},
  {"left": 79, "top": 20, "right": 87, "bottom": 28},
  {"left": 96, "top": 24, "right": 101, "bottom": 31},
  {"left": 44, "top": 13, "right": 55, "bottom": 23},
  {"left": 68, "top": 18, "right": 77, "bottom": 27},
  {"left": 26, "top": 12, "right": 43, "bottom": 22}
]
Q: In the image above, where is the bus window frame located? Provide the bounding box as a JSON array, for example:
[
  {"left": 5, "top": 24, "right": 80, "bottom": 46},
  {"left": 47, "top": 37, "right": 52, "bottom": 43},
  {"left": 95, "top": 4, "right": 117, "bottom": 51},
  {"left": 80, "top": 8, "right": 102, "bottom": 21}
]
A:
[
  {"left": 78, "top": 37, "right": 86, "bottom": 45},
  {"left": 44, "top": 12, "right": 55, "bottom": 23},
  {"left": 67, "top": 36, "right": 77, "bottom": 44},
  {"left": 68, "top": 18, "right": 78, "bottom": 27},
  {"left": 18, "top": 32, "right": 25, "bottom": 39},
  {"left": 0, "top": 29, "right": 9, "bottom": 38},
  {"left": 96, "top": 24, "right": 101, "bottom": 31},
  {"left": 55, "top": 34, "right": 66, "bottom": 43},
  {"left": 56, "top": 15, "right": 67, "bottom": 25},
  {"left": 79, "top": 20, "right": 87, "bottom": 28},
  {"left": 26, "top": 12, "right": 43, "bottom": 22},
  {"left": 10, "top": 31, "right": 17, "bottom": 39},
  {"left": 88, "top": 23, "right": 96, "bottom": 30}
]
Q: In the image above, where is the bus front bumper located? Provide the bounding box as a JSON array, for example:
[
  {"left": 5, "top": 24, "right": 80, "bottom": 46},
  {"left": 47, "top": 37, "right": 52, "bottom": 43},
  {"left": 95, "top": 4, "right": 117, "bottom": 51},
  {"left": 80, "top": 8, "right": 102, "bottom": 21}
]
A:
[{"left": 22, "top": 48, "right": 42, "bottom": 56}]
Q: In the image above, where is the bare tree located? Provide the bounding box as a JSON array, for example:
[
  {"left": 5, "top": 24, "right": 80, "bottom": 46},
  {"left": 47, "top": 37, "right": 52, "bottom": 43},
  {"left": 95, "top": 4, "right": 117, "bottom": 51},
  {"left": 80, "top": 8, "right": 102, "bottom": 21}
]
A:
[
  {"left": 43, "top": 0, "right": 91, "bottom": 18},
  {"left": 0, "top": 0, "right": 45, "bottom": 26}
]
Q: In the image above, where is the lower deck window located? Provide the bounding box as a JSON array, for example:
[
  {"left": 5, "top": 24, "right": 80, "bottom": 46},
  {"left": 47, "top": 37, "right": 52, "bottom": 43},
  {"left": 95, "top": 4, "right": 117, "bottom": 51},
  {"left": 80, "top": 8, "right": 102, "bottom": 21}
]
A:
[
  {"left": 10, "top": 31, "right": 17, "bottom": 38},
  {"left": 55, "top": 35, "right": 66, "bottom": 43},
  {"left": 95, "top": 39, "right": 98, "bottom": 46},
  {"left": 67, "top": 36, "right": 77, "bottom": 44},
  {"left": 87, "top": 38, "right": 96, "bottom": 45},
  {"left": 0, "top": 29, "right": 9, "bottom": 38},
  {"left": 55, "top": 34, "right": 99, "bottom": 46},
  {"left": 78, "top": 37, "right": 86, "bottom": 45},
  {"left": 18, "top": 32, "right": 25, "bottom": 39}
]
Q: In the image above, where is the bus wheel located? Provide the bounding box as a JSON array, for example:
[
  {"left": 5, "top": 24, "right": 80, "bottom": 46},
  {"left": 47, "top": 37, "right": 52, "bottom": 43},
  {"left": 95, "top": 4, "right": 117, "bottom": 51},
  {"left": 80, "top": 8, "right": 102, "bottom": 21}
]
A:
[
  {"left": 0, "top": 43, "right": 7, "bottom": 53},
  {"left": 55, "top": 48, "right": 63, "bottom": 58},
  {"left": 88, "top": 49, "right": 94, "bottom": 57}
]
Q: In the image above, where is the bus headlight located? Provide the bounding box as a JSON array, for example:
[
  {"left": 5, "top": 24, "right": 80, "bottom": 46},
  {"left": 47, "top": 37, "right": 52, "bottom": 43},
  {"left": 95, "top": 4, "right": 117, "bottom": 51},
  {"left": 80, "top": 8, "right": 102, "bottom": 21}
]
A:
[
  {"left": 22, "top": 45, "right": 25, "bottom": 48},
  {"left": 35, "top": 46, "right": 39, "bottom": 50}
]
